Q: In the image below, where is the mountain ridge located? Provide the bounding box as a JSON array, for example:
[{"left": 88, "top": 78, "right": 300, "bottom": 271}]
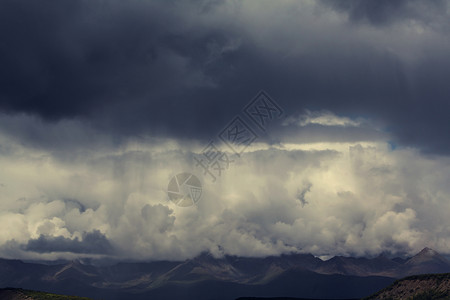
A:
[{"left": 0, "top": 247, "right": 449, "bottom": 300}]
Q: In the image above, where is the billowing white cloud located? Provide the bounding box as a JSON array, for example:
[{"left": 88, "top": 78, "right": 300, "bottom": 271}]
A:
[
  {"left": 1, "top": 113, "right": 450, "bottom": 261},
  {"left": 283, "top": 110, "right": 362, "bottom": 127}
]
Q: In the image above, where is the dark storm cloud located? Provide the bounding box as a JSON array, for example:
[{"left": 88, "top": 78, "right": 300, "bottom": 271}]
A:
[
  {"left": 1, "top": 0, "right": 450, "bottom": 154},
  {"left": 0, "top": 0, "right": 243, "bottom": 138},
  {"left": 25, "top": 230, "right": 113, "bottom": 254},
  {"left": 322, "top": 0, "right": 448, "bottom": 26}
]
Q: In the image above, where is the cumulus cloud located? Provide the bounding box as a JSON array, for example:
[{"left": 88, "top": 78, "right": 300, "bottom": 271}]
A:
[{"left": 0, "top": 113, "right": 450, "bottom": 261}]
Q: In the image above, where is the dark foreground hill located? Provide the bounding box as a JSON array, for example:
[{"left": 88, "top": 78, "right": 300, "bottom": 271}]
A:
[
  {"left": 0, "top": 288, "right": 92, "bottom": 300},
  {"left": 364, "top": 273, "right": 450, "bottom": 300},
  {"left": 236, "top": 298, "right": 358, "bottom": 300},
  {"left": 236, "top": 274, "right": 450, "bottom": 300},
  {"left": 0, "top": 247, "right": 449, "bottom": 300},
  {"left": 236, "top": 298, "right": 357, "bottom": 300}
]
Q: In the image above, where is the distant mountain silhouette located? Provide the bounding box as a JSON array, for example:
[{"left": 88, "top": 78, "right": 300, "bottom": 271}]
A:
[{"left": 0, "top": 247, "right": 449, "bottom": 300}]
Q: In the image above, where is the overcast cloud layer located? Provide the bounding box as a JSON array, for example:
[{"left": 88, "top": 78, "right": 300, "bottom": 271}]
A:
[{"left": 1, "top": 0, "right": 450, "bottom": 261}]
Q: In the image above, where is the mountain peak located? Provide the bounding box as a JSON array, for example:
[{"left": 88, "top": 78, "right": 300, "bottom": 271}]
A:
[
  {"left": 404, "top": 247, "right": 450, "bottom": 273},
  {"left": 416, "top": 247, "right": 439, "bottom": 257}
]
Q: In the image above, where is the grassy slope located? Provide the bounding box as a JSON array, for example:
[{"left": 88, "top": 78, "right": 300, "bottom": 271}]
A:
[
  {"left": 364, "top": 273, "right": 450, "bottom": 300},
  {"left": 0, "top": 288, "right": 94, "bottom": 300}
]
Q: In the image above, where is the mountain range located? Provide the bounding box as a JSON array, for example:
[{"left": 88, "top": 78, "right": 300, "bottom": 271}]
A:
[{"left": 0, "top": 247, "right": 449, "bottom": 300}]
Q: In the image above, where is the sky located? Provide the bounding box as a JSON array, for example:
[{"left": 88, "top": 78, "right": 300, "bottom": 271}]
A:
[{"left": 1, "top": 0, "right": 450, "bottom": 262}]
